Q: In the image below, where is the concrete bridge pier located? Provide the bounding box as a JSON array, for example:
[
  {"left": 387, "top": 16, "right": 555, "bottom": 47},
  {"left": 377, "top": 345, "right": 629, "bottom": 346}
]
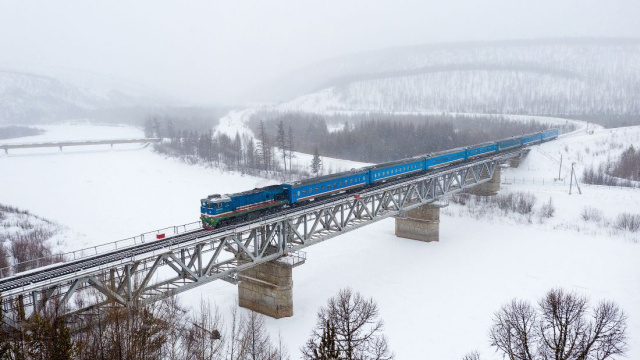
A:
[
  {"left": 238, "top": 260, "right": 293, "bottom": 318},
  {"left": 509, "top": 157, "right": 521, "bottom": 168},
  {"left": 470, "top": 166, "right": 501, "bottom": 196},
  {"left": 394, "top": 203, "right": 443, "bottom": 242}
]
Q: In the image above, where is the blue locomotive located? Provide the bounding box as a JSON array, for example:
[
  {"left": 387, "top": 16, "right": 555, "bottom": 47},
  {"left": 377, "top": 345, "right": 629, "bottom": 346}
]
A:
[{"left": 200, "top": 129, "right": 558, "bottom": 229}]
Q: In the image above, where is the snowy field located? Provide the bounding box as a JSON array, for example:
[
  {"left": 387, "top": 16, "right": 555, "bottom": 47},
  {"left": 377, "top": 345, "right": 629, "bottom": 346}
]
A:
[{"left": 1, "top": 122, "right": 639, "bottom": 358}]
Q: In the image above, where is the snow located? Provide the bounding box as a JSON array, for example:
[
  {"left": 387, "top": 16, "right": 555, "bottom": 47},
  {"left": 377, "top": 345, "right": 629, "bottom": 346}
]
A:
[
  {"left": 214, "top": 109, "right": 256, "bottom": 140},
  {"left": 214, "top": 108, "right": 372, "bottom": 174},
  {"left": 1, "top": 123, "right": 639, "bottom": 358}
]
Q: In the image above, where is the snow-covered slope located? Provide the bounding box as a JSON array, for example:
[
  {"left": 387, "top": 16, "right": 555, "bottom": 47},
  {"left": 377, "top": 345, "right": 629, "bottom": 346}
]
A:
[
  {"left": 1, "top": 124, "right": 638, "bottom": 358},
  {"left": 0, "top": 69, "right": 170, "bottom": 124},
  {"left": 262, "top": 39, "right": 640, "bottom": 115}
]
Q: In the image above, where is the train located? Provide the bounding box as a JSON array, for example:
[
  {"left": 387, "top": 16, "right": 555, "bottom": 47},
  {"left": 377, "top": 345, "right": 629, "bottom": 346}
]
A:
[{"left": 200, "top": 129, "right": 559, "bottom": 229}]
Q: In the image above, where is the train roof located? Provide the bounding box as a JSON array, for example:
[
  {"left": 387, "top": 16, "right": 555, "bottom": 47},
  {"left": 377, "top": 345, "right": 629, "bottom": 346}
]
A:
[
  {"left": 467, "top": 141, "right": 496, "bottom": 148},
  {"left": 426, "top": 146, "right": 468, "bottom": 157},
  {"left": 366, "top": 156, "right": 424, "bottom": 170},
  {"left": 497, "top": 135, "right": 522, "bottom": 142},
  {"left": 202, "top": 184, "right": 283, "bottom": 203},
  {"left": 285, "top": 168, "right": 368, "bottom": 187}
]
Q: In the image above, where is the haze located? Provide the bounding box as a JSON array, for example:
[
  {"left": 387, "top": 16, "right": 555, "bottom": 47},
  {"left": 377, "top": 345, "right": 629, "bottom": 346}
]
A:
[{"left": 1, "top": 0, "right": 639, "bottom": 105}]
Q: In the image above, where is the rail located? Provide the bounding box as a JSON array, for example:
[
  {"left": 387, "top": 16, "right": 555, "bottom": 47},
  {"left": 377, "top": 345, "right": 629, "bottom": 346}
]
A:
[{"left": 0, "top": 221, "right": 202, "bottom": 278}]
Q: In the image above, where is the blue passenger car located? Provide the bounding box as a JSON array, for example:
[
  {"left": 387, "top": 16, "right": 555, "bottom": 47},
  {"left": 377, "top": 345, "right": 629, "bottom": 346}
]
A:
[
  {"left": 200, "top": 129, "right": 561, "bottom": 229},
  {"left": 466, "top": 142, "right": 498, "bottom": 159},
  {"left": 497, "top": 136, "right": 522, "bottom": 151},
  {"left": 522, "top": 132, "right": 542, "bottom": 146},
  {"left": 541, "top": 129, "right": 559, "bottom": 141},
  {"left": 367, "top": 157, "right": 425, "bottom": 183},
  {"left": 426, "top": 147, "right": 467, "bottom": 169},
  {"left": 282, "top": 169, "right": 369, "bottom": 204}
]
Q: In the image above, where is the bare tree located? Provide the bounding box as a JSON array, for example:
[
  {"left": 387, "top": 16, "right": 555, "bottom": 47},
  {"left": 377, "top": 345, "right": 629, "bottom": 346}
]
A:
[
  {"left": 227, "top": 307, "right": 248, "bottom": 360},
  {"left": 241, "top": 310, "right": 277, "bottom": 360},
  {"left": 489, "top": 300, "right": 539, "bottom": 360},
  {"left": 302, "top": 288, "right": 394, "bottom": 360},
  {"left": 462, "top": 351, "right": 481, "bottom": 360},
  {"left": 184, "top": 300, "right": 225, "bottom": 360},
  {"left": 488, "top": 288, "right": 627, "bottom": 360},
  {"left": 257, "top": 120, "right": 271, "bottom": 171},
  {"left": 0, "top": 243, "right": 9, "bottom": 273}
]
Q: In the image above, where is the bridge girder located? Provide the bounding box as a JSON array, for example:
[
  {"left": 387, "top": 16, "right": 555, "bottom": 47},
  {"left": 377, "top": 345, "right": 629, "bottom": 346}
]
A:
[{"left": 1, "top": 151, "right": 516, "bottom": 326}]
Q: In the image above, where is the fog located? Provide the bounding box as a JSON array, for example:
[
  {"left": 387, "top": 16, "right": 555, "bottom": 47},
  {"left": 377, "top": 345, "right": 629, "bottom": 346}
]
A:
[{"left": 1, "top": 0, "right": 639, "bottom": 105}]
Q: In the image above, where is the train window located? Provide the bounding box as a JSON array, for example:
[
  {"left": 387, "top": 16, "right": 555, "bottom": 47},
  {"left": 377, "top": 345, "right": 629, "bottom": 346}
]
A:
[
  {"left": 322, "top": 185, "right": 325, "bottom": 191},
  {"left": 297, "top": 191, "right": 300, "bottom": 196},
  {"left": 334, "top": 183, "right": 337, "bottom": 187},
  {"left": 350, "top": 179, "right": 353, "bottom": 184},
  {"left": 315, "top": 187, "right": 319, "bottom": 192},
  {"left": 302, "top": 190, "right": 306, "bottom": 195}
]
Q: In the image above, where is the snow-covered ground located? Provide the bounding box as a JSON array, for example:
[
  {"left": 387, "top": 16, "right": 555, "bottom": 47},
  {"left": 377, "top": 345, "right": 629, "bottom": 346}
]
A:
[
  {"left": 1, "top": 123, "right": 639, "bottom": 358},
  {"left": 215, "top": 108, "right": 372, "bottom": 174}
]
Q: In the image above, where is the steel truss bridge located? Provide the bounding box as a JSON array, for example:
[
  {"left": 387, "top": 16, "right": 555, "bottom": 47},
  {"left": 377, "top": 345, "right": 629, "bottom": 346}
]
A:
[{"left": 0, "top": 149, "right": 521, "bottom": 326}]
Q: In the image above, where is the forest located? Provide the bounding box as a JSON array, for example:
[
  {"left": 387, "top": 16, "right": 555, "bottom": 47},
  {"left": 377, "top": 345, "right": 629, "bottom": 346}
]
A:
[
  {"left": 582, "top": 145, "right": 640, "bottom": 187},
  {"left": 248, "top": 112, "right": 572, "bottom": 163}
]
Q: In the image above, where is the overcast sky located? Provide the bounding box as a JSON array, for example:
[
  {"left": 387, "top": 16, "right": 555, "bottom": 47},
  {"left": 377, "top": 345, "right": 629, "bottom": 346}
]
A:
[{"left": 1, "top": 0, "right": 639, "bottom": 104}]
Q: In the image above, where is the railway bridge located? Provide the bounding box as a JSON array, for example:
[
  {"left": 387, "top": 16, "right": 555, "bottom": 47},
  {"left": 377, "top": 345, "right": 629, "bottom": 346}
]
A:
[
  {"left": 0, "top": 148, "right": 525, "bottom": 326},
  {"left": 1, "top": 138, "right": 161, "bottom": 154}
]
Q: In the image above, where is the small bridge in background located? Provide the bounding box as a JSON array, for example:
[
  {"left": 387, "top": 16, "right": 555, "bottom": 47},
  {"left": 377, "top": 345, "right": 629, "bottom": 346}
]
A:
[{"left": 1, "top": 138, "right": 161, "bottom": 154}]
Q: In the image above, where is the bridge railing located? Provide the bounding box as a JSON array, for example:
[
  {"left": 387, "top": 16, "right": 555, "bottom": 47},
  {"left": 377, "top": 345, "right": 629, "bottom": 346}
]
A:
[{"left": 0, "top": 221, "right": 202, "bottom": 279}]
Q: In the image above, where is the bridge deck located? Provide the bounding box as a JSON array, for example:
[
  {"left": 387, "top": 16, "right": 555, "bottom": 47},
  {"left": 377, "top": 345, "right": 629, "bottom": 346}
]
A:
[
  {"left": 0, "top": 148, "right": 523, "bottom": 324},
  {"left": 1, "top": 138, "right": 161, "bottom": 153}
]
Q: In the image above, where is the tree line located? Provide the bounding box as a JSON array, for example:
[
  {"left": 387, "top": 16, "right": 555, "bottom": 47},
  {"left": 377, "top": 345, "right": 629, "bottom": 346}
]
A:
[
  {"left": 1, "top": 286, "right": 627, "bottom": 360},
  {"left": 0, "top": 126, "right": 44, "bottom": 141},
  {"left": 0, "top": 288, "right": 394, "bottom": 360},
  {"left": 464, "top": 288, "right": 628, "bottom": 360},
  {"left": 248, "top": 112, "right": 570, "bottom": 163},
  {"left": 582, "top": 145, "right": 640, "bottom": 187},
  {"left": 143, "top": 116, "right": 305, "bottom": 178}
]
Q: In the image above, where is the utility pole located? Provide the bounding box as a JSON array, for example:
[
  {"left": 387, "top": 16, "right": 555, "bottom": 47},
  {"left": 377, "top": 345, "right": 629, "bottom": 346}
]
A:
[
  {"left": 558, "top": 154, "right": 563, "bottom": 180},
  {"left": 574, "top": 165, "right": 582, "bottom": 194},
  {"left": 569, "top": 162, "right": 582, "bottom": 195},
  {"left": 569, "top": 163, "right": 574, "bottom": 194}
]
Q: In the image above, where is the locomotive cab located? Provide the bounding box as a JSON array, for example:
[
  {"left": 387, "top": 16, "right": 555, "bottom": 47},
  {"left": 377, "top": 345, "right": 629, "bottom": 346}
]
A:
[{"left": 201, "top": 194, "right": 232, "bottom": 216}]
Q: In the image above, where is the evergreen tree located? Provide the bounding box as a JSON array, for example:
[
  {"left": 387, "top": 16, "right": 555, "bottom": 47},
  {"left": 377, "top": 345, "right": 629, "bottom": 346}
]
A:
[
  {"left": 246, "top": 137, "right": 256, "bottom": 169},
  {"left": 257, "top": 120, "right": 271, "bottom": 171},
  {"left": 311, "top": 146, "right": 322, "bottom": 174},
  {"left": 276, "top": 120, "right": 287, "bottom": 173},
  {"left": 234, "top": 132, "right": 243, "bottom": 167},
  {"left": 287, "top": 125, "right": 294, "bottom": 174}
]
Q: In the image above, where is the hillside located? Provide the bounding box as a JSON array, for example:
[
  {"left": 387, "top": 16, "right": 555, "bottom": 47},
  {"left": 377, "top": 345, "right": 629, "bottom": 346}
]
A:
[
  {"left": 258, "top": 38, "right": 640, "bottom": 117},
  {"left": 0, "top": 69, "right": 171, "bottom": 124}
]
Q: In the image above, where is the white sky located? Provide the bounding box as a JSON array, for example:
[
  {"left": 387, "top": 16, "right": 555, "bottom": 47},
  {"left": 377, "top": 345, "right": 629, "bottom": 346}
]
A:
[{"left": 1, "top": 0, "right": 639, "bottom": 104}]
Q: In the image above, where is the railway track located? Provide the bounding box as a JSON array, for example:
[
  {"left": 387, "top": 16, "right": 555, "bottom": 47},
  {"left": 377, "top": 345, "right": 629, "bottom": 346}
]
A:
[{"left": 0, "top": 148, "right": 522, "bottom": 295}]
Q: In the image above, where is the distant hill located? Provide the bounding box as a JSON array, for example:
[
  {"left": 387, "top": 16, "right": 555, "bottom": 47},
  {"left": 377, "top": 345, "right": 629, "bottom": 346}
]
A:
[
  {"left": 0, "top": 69, "right": 173, "bottom": 124},
  {"left": 254, "top": 38, "right": 640, "bottom": 117}
]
